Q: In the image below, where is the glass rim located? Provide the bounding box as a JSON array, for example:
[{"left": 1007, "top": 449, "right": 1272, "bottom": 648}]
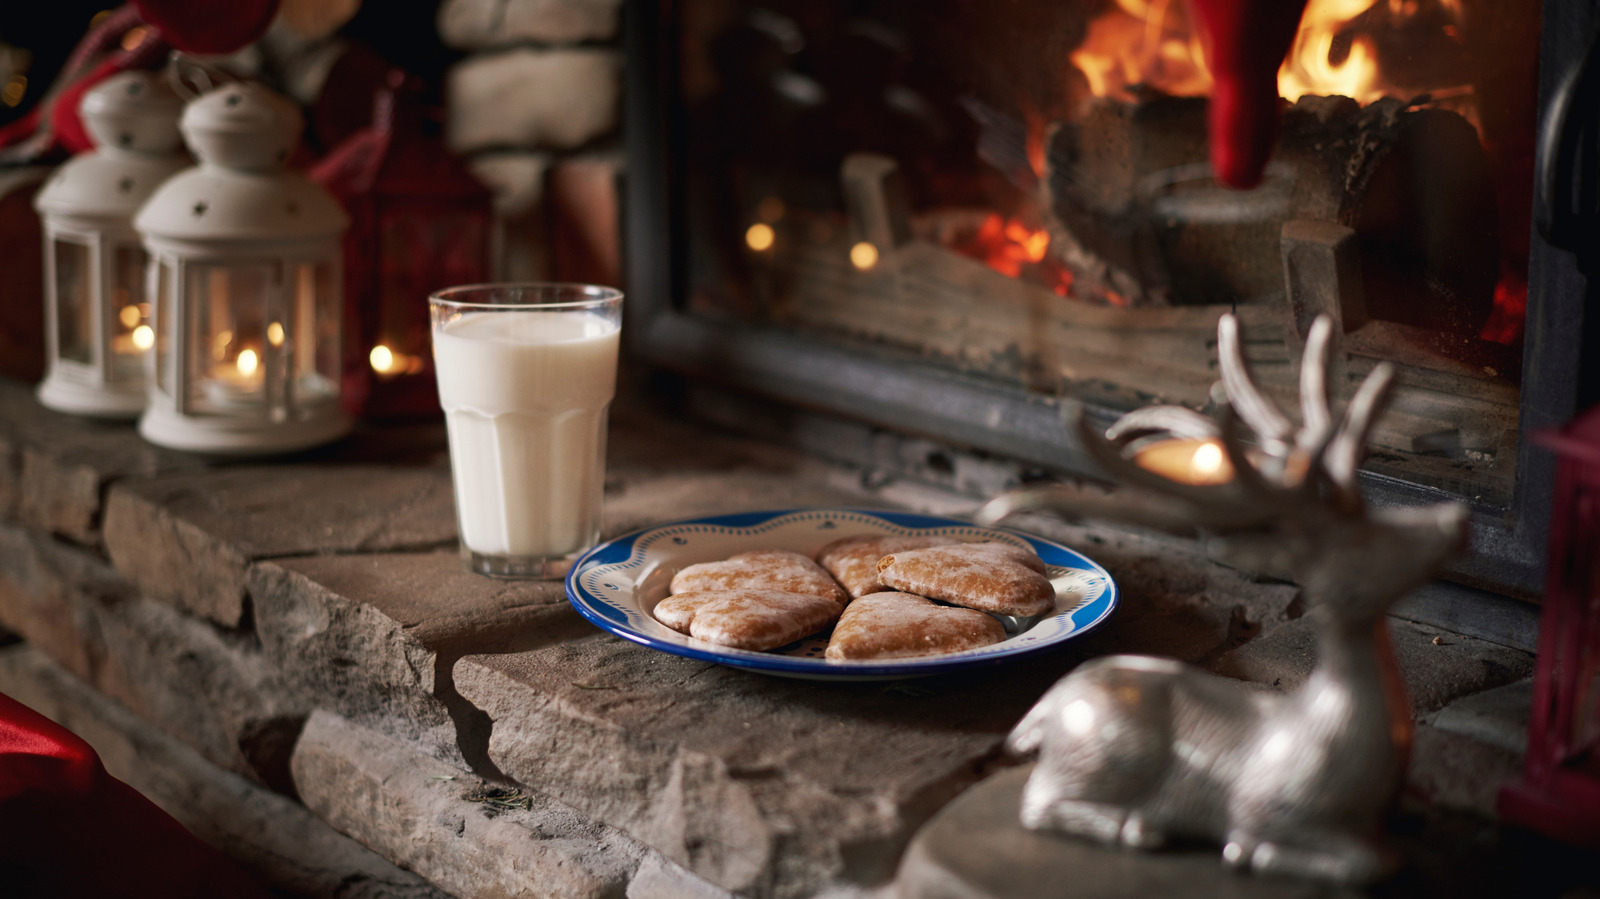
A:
[{"left": 429, "top": 282, "right": 624, "bottom": 311}]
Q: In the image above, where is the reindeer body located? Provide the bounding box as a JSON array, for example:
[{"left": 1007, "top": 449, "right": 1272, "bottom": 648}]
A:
[{"left": 984, "top": 315, "right": 1468, "bottom": 884}]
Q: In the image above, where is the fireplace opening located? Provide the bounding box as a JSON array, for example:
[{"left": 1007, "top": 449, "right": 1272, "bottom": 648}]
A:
[
  {"left": 628, "top": 0, "right": 1589, "bottom": 598},
  {"left": 669, "top": 0, "right": 1539, "bottom": 507}
]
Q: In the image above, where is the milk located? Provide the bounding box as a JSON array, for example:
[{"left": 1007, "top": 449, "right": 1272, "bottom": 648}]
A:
[{"left": 433, "top": 310, "right": 620, "bottom": 558}]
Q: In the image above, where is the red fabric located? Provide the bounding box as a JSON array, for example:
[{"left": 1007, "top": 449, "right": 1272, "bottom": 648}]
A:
[
  {"left": 0, "top": 691, "right": 271, "bottom": 899},
  {"left": 129, "top": 0, "right": 280, "bottom": 55},
  {"left": 0, "top": 5, "right": 169, "bottom": 160},
  {"left": 1186, "top": 0, "right": 1309, "bottom": 189}
]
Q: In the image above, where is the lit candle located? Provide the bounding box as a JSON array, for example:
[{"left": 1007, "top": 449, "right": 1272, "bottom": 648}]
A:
[{"left": 1132, "top": 437, "right": 1234, "bottom": 485}]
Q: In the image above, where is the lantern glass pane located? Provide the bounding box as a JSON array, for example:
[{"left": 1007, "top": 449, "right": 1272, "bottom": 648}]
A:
[
  {"left": 154, "top": 260, "right": 173, "bottom": 395},
  {"left": 186, "top": 264, "right": 274, "bottom": 416},
  {"left": 53, "top": 238, "right": 93, "bottom": 365},
  {"left": 108, "top": 245, "right": 151, "bottom": 383},
  {"left": 290, "top": 260, "right": 340, "bottom": 408}
]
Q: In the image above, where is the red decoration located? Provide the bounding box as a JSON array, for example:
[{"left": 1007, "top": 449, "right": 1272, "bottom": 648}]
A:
[
  {"left": 312, "top": 72, "right": 494, "bottom": 419},
  {"left": 1499, "top": 406, "right": 1600, "bottom": 846},
  {"left": 129, "top": 0, "right": 279, "bottom": 56},
  {"left": 1185, "top": 0, "right": 1309, "bottom": 189},
  {"left": 0, "top": 690, "right": 270, "bottom": 896}
]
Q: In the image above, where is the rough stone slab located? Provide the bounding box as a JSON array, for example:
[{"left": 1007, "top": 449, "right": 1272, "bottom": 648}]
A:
[
  {"left": 250, "top": 549, "right": 590, "bottom": 771},
  {"left": 1407, "top": 723, "right": 1523, "bottom": 819},
  {"left": 0, "top": 381, "right": 204, "bottom": 546},
  {"left": 0, "top": 521, "right": 304, "bottom": 786},
  {"left": 455, "top": 631, "right": 1084, "bottom": 898},
  {"left": 1214, "top": 615, "right": 1535, "bottom": 713},
  {"left": 0, "top": 521, "right": 129, "bottom": 682},
  {"left": 104, "top": 464, "right": 456, "bottom": 626},
  {"left": 294, "top": 708, "right": 673, "bottom": 899},
  {"left": 0, "top": 644, "right": 447, "bottom": 899},
  {"left": 439, "top": 0, "right": 622, "bottom": 48},
  {"left": 1422, "top": 678, "right": 1532, "bottom": 755},
  {"left": 447, "top": 48, "right": 619, "bottom": 152},
  {"left": 896, "top": 764, "right": 1353, "bottom": 899}
]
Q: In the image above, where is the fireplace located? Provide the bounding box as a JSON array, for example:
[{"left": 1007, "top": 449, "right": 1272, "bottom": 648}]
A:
[{"left": 625, "top": 0, "right": 1600, "bottom": 600}]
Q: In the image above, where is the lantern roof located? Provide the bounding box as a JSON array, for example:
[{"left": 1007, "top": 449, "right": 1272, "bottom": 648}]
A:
[
  {"left": 137, "top": 81, "right": 347, "bottom": 244},
  {"left": 135, "top": 167, "right": 348, "bottom": 243},
  {"left": 79, "top": 71, "right": 185, "bottom": 156},
  {"left": 36, "top": 151, "right": 188, "bottom": 220}
]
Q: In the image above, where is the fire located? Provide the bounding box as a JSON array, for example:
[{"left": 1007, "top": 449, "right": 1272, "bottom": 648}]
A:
[
  {"left": 953, "top": 214, "right": 1073, "bottom": 296},
  {"left": 1069, "top": 0, "right": 1470, "bottom": 111},
  {"left": 1069, "top": 0, "right": 1211, "bottom": 103}
]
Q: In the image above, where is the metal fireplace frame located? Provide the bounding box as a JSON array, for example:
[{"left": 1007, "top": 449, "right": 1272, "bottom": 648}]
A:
[{"left": 622, "top": 0, "right": 1600, "bottom": 604}]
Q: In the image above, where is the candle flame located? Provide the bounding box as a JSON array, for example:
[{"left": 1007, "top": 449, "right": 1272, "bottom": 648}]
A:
[
  {"left": 850, "top": 242, "right": 879, "bottom": 270},
  {"left": 267, "top": 322, "right": 285, "bottom": 347},
  {"left": 130, "top": 325, "right": 154, "bottom": 351},
  {"left": 370, "top": 344, "right": 396, "bottom": 374},
  {"left": 119, "top": 305, "right": 142, "bottom": 329},
  {"left": 236, "top": 348, "right": 259, "bottom": 377},
  {"left": 745, "top": 223, "right": 776, "bottom": 252}
]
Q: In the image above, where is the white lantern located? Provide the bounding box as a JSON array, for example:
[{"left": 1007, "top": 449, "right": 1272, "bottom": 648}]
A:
[
  {"left": 34, "top": 71, "right": 185, "bottom": 417},
  {"left": 135, "top": 82, "right": 351, "bottom": 454}
]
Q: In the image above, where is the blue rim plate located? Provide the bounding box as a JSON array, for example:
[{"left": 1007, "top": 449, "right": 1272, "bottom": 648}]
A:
[{"left": 565, "top": 508, "right": 1118, "bottom": 680}]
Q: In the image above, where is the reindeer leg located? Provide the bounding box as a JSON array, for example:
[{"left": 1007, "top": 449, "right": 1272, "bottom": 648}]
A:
[
  {"left": 1018, "top": 791, "right": 1132, "bottom": 846},
  {"left": 1238, "top": 830, "right": 1394, "bottom": 884}
]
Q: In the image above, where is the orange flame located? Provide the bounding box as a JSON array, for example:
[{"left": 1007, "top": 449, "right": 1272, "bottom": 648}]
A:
[
  {"left": 1070, "top": 0, "right": 1469, "bottom": 110},
  {"left": 953, "top": 214, "right": 1074, "bottom": 296}
]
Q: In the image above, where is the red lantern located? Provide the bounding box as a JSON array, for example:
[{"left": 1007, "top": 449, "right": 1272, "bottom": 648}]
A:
[
  {"left": 312, "top": 72, "right": 494, "bottom": 419},
  {"left": 1499, "top": 405, "right": 1600, "bottom": 846}
]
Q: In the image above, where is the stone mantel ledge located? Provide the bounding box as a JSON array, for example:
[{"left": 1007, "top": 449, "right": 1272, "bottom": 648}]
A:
[{"left": 0, "top": 378, "right": 1542, "bottom": 897}]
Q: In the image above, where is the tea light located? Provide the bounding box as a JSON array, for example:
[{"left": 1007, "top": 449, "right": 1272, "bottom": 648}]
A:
[{"left": 1133, "top": 437, "right": 1235, "bottom": 485}]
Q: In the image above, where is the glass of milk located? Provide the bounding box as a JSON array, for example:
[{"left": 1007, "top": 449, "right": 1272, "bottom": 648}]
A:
[{"left": 429, "top": 284, "right": 623, "bottom": 579}]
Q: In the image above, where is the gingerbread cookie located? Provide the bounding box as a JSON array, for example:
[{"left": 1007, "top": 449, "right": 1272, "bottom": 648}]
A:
[
  {"left": 670, "top": 550, "right": 847, "bottom": 606},
  {"left": 876, "top": 542, "right": 1055, "bottom": 617},
  {"left": 653, "top": 589, "right": 841, "bottom": 651},
  {"left": 824, "top": 591, "right": 1006, "bottom": 661},
  {"left": 815, "top": 534, "right": 963, "bottom": 599}
]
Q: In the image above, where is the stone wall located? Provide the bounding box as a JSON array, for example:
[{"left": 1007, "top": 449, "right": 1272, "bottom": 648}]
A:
[
  {"left": 0, "top": 374, "right": 1549, "bottom": 897},
  {"left": 439, "top": 0, "right": 625, "bottom": 287}
]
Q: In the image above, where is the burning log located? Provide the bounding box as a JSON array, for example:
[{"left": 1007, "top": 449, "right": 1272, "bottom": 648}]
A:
[{"left": 1040, "top": 93, "right": 1499, "bottom": 338}]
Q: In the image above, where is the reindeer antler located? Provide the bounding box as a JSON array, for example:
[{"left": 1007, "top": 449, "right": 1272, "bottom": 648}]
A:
[{"left": 978, "top": 313, "right": 1398, "bottom": 534}]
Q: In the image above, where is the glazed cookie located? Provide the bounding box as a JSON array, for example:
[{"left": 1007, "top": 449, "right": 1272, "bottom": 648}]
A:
[
  {"left": 653, "top": 589, "right": 841, "bottom": 651},
  {"left": 815, "top": 534, "right": 963, "bottom": 599},
  {"left": 670, "top": 550, "right": 847, "bottom": 605},
  {"left": 824, "top": 591, "right": 1006, "bottom": 661},
  {"left": 876, "top": 542, "right": 1055, "bottom": 617}
]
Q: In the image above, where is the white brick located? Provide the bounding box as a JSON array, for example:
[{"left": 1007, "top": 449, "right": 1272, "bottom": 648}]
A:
[{"left": 447, "top": 48, "right": 620, "bottom": 152}]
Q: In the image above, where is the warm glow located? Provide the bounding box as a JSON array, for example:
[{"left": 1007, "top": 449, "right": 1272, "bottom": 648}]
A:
[
  {"left": 1071, "top": 0, "right": 1472, "bottom": 116},
  {"left": 1134, "top": 438, "right": 1235, "bottom": 485},
  {"left": 757, "top": 196, "right": 786, "bottom": 222},
  {"left": 119, "top": 305, "right": 141, "bottom": 329},
  {"left": 745, "top": 223, "right": 776, "bottom": 252},
  {"left": 120, "top": 25, "right": 149, "bottom": 52},
  {"left": 850, "top": 241, "right": 879, "bottom": 270},
  {"left": 949, "top": 214, "right": 1073, "bottom": 296},
  {"left": 236, "top": 348, "right": 259, "bottom": 377},
  {"left": 130, "top": 325, "right": 154, "bottom": 351},
  {"left": 267, "top": 322, "right": 285, "bottom": 347},
  {"left": 213, "top": 330, "right": 233, "bottom": 361},
  {"left": 1071, "top": 0, "right": 1212, "bottom": 102},
  {"left": 370, "top": 344, "right": 396, "bottom": 373}
]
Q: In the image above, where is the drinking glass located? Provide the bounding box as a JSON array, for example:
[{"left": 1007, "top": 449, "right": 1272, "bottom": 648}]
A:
[{"left": 429, "top": 283, "right": 623, "bottom": 578}]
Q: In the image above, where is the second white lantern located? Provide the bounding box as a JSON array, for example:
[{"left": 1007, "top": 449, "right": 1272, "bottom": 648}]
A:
[{"left": 135, "top": 81, "right": 351, "bottom": 454}]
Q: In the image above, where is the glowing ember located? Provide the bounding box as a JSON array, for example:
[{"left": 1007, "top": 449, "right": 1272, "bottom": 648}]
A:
[
  {"left": 1479, "top": 273, "right": 1527, "bottom": 347},
  {"left": 951, "top": 214, "right": 1073, "bottom": 296}
]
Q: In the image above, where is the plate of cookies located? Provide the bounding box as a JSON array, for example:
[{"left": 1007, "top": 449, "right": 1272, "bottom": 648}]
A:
[{"left": 565, "top": 508, "right": 1117, "bottom": 680}]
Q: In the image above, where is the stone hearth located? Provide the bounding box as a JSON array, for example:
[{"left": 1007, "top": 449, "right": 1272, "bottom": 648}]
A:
[{"left": 0, "top": 376, "right": 1581, "bottom": 898}]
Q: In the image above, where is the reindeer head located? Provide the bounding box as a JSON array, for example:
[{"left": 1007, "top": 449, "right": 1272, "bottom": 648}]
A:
[{"left": 979, "top": 313, "right": 1468, "bottom": 627}]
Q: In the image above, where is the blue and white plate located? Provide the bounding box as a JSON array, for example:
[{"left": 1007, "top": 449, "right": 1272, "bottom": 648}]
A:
[{"left": 565, "top": 508, "right": 1118, "bottom": 680}]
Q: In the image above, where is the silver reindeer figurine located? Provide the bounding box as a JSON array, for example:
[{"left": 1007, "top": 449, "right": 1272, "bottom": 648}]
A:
[{"left": 981, "top": 314, "right": 1468, "bottom": 884}]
